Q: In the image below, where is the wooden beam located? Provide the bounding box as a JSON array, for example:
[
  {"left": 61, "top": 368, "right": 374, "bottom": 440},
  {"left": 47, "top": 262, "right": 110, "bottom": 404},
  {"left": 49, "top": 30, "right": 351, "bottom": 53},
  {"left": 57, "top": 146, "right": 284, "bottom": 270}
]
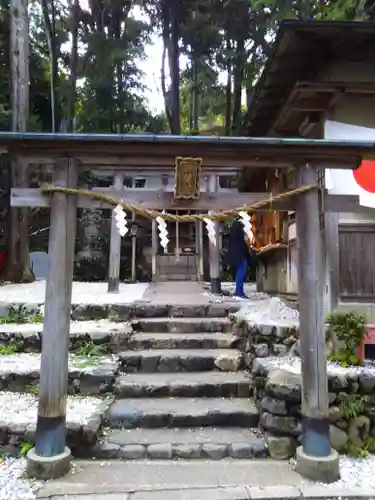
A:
[
  {"left": 11, "top": 188, "right": 297, "bottom": 211},
  {"left": 295, "top": 164, "right": 338, "bottom": 480},
  {"left": 324, "top": 212, "right": 340, "bottom": 312},
  {"left": 13, "top": 187, "right": 375, "bottom": 214},
  {"left": 88, "top": 168, "right": 240, "bottom": 176},
  {"left": 294, "top": 80, "right": 375, "bottom": 94},
  {"left": 107, "top": 173, "right": 124, "bottom": 293},
  {"left": 34, "top": 158, "right": 77, "bottom": 469},
  {"left": 324, "top": 194, "right": 375, "bottom": 213}
]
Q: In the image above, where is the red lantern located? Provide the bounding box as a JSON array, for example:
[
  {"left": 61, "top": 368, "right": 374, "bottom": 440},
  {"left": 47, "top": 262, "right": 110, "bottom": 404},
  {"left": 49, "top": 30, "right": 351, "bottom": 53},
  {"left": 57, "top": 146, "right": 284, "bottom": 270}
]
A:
[{"left": 353, "top": 160, "right": 375, "bottom": 194}]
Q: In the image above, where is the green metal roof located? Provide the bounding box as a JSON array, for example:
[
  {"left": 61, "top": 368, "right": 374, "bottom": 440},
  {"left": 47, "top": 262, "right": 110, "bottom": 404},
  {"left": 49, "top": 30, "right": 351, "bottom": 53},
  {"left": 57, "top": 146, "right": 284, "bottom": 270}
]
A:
[{"left": 0, "top": 131, "right": 374, "bottom": 150}]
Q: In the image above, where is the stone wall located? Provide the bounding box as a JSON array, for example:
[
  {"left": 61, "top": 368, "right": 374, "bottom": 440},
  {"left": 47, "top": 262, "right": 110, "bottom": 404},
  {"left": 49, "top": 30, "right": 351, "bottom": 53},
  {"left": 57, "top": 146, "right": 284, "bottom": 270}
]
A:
[
  {"left": 233, "top": 319, "right": 300, "bottom": 371},
  {"left": 231, "top": 296, "right": 300, "bottom": 372},
  {"left": 252, "top": 357, "right": 375, "bottom": 459}
]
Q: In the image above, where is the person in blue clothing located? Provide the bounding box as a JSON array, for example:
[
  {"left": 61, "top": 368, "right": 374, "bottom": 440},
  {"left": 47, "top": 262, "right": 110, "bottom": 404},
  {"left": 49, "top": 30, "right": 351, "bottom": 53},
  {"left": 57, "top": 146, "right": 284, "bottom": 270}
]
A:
[{"left": 227, "top": 216, "right": 258, "bottom": 299}]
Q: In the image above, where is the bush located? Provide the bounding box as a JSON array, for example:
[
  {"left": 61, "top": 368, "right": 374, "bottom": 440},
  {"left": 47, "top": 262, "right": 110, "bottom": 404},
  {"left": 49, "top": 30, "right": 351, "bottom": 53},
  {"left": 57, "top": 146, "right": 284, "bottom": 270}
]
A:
[{"left": 326, "top": 311, "right": 366, "bottom": 367}]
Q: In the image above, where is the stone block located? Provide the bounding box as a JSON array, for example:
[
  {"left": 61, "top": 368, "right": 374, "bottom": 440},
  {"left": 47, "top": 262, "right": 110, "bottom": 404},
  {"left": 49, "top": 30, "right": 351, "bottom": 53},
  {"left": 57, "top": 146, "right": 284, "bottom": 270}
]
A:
[
  {"left": 266, "top": 433, "right": 296, "bottom": 459},
  {"left": 329, "top": 425, "right": 348, "bottom": 452},
  {"left": 26, "top": 447, "right": 71, "bottom": 480},
  {"left": 295, "top": 446, "right": 340, "bottom": 483}
]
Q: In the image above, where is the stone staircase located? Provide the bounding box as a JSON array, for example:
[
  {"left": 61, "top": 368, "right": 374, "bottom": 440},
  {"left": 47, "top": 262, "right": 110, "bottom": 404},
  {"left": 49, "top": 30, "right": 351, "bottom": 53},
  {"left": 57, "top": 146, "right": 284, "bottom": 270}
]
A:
[{"left": 0, "top": 303, "right": 267, "bottom": 460}]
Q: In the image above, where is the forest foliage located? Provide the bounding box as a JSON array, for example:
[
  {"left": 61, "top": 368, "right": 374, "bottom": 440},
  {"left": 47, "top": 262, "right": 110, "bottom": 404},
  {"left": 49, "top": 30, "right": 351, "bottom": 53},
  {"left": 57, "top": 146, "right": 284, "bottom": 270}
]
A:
[{"left": 1, "top": 0, "right": 373, "bottom": 138}]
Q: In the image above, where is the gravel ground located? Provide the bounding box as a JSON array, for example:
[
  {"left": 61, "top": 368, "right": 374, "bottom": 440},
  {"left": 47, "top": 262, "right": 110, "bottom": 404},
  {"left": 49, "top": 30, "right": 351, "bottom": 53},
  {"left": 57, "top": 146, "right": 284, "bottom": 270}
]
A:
[
  {"left": 0, "top": 393, "right": 109, "bottom": 499},
  {"left": 303, "top": 455, "right": 375, "bottom": 490},
  {"left": 0, "top": 392, "right": 106, "bottom": 427},
  {"left": 0, "top": 353, "right": 116, "bottom": 376},
  {"left": 234, "top": 294, "right": 300, "bottom": 327},
  {"left": 0, "top": 458, "right": 38, "bottom": 500},
  {"left": 0, "top": 281, "right": 149, "bottom": 305},
  {"left": 0, "top": 319, "right": 131, "bottom": 335},
  {"left": 260, "top": 354, "right": 375, "bottom": 378}
]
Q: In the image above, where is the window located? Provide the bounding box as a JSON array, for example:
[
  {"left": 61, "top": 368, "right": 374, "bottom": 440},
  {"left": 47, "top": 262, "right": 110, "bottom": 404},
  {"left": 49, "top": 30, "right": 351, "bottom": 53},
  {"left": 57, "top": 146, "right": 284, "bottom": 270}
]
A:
[
  {"left": 219, "top": 175, "right": 238, "bottom": 189},
  {"left": 134, "top": 178, "right": 146, "bottom": 188}
]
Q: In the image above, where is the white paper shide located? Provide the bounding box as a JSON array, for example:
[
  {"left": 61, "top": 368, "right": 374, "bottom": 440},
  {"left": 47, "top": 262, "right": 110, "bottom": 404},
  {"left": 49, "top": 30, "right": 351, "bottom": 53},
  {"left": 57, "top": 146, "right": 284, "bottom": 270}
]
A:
[
  {"left": 114, "top": 204, "right": 128, "bottom": 237},
  {"left": 239, "top": 211, "right": 253, "bottom": 242},
  {"left": 204, "top": 216, "right": 217, "bottom": 246},
  {"left": 156, "top": 215, "right": 169, "bottom": 253}
]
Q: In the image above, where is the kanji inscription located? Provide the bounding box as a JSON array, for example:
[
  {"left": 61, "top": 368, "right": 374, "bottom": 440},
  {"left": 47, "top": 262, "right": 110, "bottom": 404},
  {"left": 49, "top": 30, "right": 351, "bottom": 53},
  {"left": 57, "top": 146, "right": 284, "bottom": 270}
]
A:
[{"left": 174, "top": 157, "right": 202, "bottom": 200}]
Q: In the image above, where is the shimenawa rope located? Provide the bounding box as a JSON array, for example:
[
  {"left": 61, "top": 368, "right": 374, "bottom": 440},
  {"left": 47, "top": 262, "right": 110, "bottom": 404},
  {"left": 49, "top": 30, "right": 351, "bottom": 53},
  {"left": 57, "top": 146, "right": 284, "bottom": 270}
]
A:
[{"left": 40, "top": 183, "right": 316, "bottom": 223}]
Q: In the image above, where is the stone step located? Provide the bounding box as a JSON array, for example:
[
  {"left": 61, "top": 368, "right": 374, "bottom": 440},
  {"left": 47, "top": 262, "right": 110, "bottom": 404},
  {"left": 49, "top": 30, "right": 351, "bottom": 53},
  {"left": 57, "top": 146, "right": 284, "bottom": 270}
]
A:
[
  {"left": 0, "top": 320, "right": 132, "bottom": 353},
  {"left": 105, "top": 398, "right": 259, "bottom": 428},
  {"left": 114, "top": 371, "right": 251, "bottom": 398},
  {"left": 117, "top": 349, "right": 242, "bottom": 373},
  {"left": 1, "top": 302, "right": 240, "bottom": 321},
  {"left": 70, "top": 303, "right": 240, "bottom": 321},
  {"left": 92, "top": 427, "right": 268, "bottom": 460},
  {"left": 127, "top": 332, "right": 234, "bottom": 350},
  {"left": 132, "top": 317, "right": 233, "bottom": 333},
  {"left": 0, "top": 391, "right": 110, "bottom": 457},
  {"left": 156, "top": 275, "right": 197, "bottom": 281},
  {"left": 0, "top": 353, "right": 118, "bottom": 395},
  {"left": 0, "top": 322, "right": 234, "bottom": 352}
]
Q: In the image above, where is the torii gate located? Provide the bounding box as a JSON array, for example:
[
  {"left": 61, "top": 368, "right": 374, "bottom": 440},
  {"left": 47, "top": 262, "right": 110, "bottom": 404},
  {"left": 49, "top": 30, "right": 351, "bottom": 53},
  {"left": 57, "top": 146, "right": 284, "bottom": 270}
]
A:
[{"left": 1, "top": 132, "right": 374, "bottom": 483}]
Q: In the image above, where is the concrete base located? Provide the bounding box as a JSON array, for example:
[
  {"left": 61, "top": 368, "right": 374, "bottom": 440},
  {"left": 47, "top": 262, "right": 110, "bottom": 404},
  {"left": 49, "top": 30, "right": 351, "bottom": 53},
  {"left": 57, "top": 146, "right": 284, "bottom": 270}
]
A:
[
  {"left": 295, "top": 446, "right": 340, "bottom": 483},
  {"left": 26, "top": 446, "right": 72, "bottom": 480}
]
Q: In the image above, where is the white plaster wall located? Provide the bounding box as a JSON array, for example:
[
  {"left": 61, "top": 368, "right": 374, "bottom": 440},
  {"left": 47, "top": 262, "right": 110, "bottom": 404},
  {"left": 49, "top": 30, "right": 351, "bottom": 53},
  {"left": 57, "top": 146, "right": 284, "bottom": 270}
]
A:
[{"left": 324, "top": 119, "right": 375, "bottom": 224}]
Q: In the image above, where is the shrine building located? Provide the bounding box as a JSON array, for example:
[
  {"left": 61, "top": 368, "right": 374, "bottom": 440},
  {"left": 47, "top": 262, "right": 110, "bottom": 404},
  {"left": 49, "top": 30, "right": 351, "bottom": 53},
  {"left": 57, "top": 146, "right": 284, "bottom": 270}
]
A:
[{"left": 247, "top": 19, "right": 375, "bottom": 317}]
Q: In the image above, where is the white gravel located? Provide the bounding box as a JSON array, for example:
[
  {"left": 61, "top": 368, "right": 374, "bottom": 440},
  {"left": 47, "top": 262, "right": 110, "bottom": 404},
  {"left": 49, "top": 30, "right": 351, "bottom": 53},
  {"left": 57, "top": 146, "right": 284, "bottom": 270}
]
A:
[
  {"left": 0, "top": 458, "right": 37, "bottom": 500},
  {"left": 235, "top": 295, "right": 299, "bottom": 327},
  {"left": 0, "top": 392, "right": 106, "bottom": 427},
  {"left": 0, "top": 353, "right": 116, "bottom": 375},
  {"left": 297, "top": 455, "right": 375, "bottom": 490},
  {"left": 262, "top": 355, "right": 375, "bottom": 378},
  {"left": 0, "top": 393, "right": 110, "bottom": 499},
  {"left": 0, "top": 281, "right": 149, "bottom": 306},
  {"left": 0, "top": 319, "right": 132, "bottom": 335}
]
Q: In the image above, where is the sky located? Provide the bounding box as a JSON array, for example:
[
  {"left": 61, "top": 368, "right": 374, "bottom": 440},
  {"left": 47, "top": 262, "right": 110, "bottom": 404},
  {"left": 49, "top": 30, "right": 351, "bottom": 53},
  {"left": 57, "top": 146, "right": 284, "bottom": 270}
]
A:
[
  {"left": 76, "top": 2, "right": 227, "bottom": 115},
  {"left": 138, "top": 35, "right": 172, "bottom": 114}
]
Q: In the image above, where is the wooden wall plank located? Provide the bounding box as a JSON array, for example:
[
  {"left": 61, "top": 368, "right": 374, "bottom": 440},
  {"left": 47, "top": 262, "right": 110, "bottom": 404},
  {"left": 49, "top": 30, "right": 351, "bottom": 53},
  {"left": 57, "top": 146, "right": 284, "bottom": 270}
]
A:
[{"left": 339, "top": 224, "right": 375, "bottom": 301}]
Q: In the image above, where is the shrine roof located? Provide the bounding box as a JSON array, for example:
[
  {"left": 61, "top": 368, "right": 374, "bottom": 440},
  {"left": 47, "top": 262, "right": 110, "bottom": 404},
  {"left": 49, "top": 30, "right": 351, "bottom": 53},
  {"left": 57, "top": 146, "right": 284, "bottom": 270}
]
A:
[
  {"left": 0, "top": 131, "right": 374, "bottom": 169},
  {"left": 247, "top": 19, "right": 375, "bottom": 136}
]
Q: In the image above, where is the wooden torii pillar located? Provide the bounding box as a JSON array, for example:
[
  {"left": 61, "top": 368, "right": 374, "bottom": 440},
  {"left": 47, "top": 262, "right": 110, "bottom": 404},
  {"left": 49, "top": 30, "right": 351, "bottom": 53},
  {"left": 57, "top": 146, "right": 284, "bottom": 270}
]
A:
[
  {"left": 107, "top": 173, "right": 124, "bottom": 293},
  {"left": 208, "top": 174, "right": 221, "bottom": 294},
  {"left": 295, "top": 164, "right": 339, "bottom": 483},
  {"left": 26, "top": 158, "right": 77, "bottom": 479}
]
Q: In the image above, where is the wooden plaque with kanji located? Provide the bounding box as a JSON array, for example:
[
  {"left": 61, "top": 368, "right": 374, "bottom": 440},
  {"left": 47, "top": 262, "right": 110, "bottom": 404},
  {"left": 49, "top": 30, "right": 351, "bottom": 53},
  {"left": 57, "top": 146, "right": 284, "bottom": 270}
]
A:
[{"left": 174, "top": 157, "right": 202, "bottom": 200}]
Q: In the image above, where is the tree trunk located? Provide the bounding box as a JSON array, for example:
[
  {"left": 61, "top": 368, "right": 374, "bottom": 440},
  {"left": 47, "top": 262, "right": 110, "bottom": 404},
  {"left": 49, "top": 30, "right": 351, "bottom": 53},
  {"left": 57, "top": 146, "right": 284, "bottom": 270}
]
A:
[
  {"left": 41, "top": 0, "right": 59, "bottom": 132},
  {"left": 168, "top": 0, "right": 180, "bottom": 135},
  {"left": 192, "top": 58, "right": 199, "bottom": 134},
  {"left": 1, "top": 0, "right": 33, "bottom": 282},
  {"left": 66, "top": 0, "right": 79, "bottom": 132},
  {"left": 161, "top": 41, "right": 173, "bottom": 131},
  {"left": 225, "top": 41, "right": 232, "bottom": 136},
  {"left": 188, "top": 77, "right": 193, "bottom": 133},
  {"left": 231, "top": 38, "right": 245, "bottom": 135}
]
